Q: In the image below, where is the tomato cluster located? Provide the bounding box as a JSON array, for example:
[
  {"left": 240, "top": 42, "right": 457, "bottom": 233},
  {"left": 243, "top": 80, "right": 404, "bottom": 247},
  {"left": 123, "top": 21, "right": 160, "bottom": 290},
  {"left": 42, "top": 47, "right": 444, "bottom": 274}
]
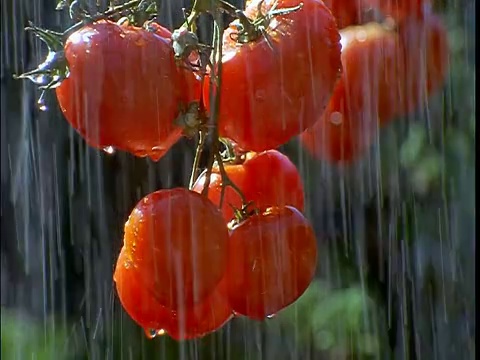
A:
[
  {"left": 18, "top": 0, "right": 449, "bottom": 343},
  {"left": 300, "top": 0, "right": 448, "bottom": 162}
]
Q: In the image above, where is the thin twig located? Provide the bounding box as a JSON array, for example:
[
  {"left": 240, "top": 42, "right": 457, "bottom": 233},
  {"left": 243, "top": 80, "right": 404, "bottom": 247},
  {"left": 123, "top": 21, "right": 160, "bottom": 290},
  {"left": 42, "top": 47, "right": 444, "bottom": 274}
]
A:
[{"left": 188, "top": 130, "right": 206, "bottom": 189}]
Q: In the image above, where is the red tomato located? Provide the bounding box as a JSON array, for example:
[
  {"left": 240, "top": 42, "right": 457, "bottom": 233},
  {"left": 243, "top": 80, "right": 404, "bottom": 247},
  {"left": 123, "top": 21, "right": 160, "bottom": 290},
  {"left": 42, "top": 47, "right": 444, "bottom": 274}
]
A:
[
  {"left": 397, "top": 13, "right": 449, "bottom": 113},
  {"left": 323, "top": 0, "right": 364, "bottom": 29},
  {"left": 192, "top": 150, "right": 304, "bottom": 221},
  {"left": 114, "top": 247, "right": 171, "bottom": 330},
  {"left": 363, "top": 0, "right": 431, "bottom": 21},
  {"left": 300, "top": 23, "right": 400, "bottom": 162},
  {"left": 203, "top": 0, "right": 342, "bottom": 152},
  {"left": 114, "top": 248, "right": 233, "bottom": 340},
  {"left": 56, "top": 20, "right": 200, "bottom": 161},
  {"left": 166, "top": 278, "right": 233, "bottom": 341},
  {"left": 122, "top": 188, "right": 229, "bottom": 312},
  {"left": 226, "top": 206, "right": 317, "bottom": 319}
]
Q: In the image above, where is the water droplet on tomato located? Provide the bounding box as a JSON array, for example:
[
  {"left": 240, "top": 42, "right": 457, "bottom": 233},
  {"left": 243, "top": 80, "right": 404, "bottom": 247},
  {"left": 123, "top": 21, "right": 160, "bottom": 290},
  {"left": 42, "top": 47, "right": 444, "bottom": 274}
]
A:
[
  {"left": 329, "top": 112, "right": 343, "bottom": 126},
  {"left": 356, "top": 30, "right": 367, "bottom": 42},
  {"left": 148, "top": 146, "right": 167, "bottom": 162},
  {"left": 103, "top": 146, "right": 115, "bottom": 155},
  {"left": 144, "top": 329, "right": 157, "bottom": 339},
  {"left": 144, "top": 328, "right": 166, "bottom": 339},
  {"left": 266, "top": 313, "right": 276, "bottom": 319},
  {"left": 37, "top": 97, "right": 48, "bottom": 112}
]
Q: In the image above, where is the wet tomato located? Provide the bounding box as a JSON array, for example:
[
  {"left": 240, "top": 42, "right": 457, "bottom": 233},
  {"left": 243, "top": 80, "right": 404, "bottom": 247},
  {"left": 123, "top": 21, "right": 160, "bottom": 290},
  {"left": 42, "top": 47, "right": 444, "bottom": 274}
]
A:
[
  {"left": 114, "top": 248, "right": 233, "bottom": 340},
  {"left": 56, "top": 20, "right": 200, "bottom": 161},
  {"left": 114, "top": 247, "right": 171, "bottom": 330},
  {"left": 192, "top": 150, "right": 304, "bottom": 221},
  {"left": 226, "top": 206, "right": 317, "bottom": 319},
  {"left": 397, "top": 13, "right": 449, "bottom": 113},
  {"left": 166, "top": 278, "right": 233, "bottom": 341},
  {"left": 323, "top": 0, "right": 366, "bottom": 29},
  {"left": 363, "top": 0, "right": 432, "bottom": 21},
  {"left": 203, "top": 0, "right": 342, "bottom": 152},
  {"left": 122, "top": 188, "right": 229, "bottom": 312},
  {"left": 299, "top": 23, "right": 400, "bottom": 162}
]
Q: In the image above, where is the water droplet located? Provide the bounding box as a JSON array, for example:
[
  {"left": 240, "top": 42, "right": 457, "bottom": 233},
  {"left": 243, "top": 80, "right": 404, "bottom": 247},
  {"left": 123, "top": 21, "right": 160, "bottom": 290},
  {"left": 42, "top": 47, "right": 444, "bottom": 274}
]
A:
[
  {"left": 144, "top": 328, "right": 157, "bottom": 339},
  {"left": 266, "top": 313, "right": 276, "bottom": 319},
  {"left": 255, "top": 89, "right": 266, "bottom": 101},
  {"left": 356, "top": 30, "right": 367, "bottom": 42},
  {"left": 144, "top": 328, "right": 166, "bottom": 339},
  {"left": 329, "top": 112, "right": 343, "bottom": 126},
  {"left": 148, "top": 146, "right": 166, "bottom": 162},
  {"left": 103, "top": 146, "right": 116, "bottom": 155},
  {"left": 37, "top": 94, "right": 48, "bottom": 111}
]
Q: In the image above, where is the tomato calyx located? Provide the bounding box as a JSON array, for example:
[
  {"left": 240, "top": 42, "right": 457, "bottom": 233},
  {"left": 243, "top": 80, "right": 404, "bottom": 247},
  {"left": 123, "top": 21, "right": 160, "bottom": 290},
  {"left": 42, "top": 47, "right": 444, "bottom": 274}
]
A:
[
  {"left": 229, "top": 0, "right": 304, "bottom": 45},
  {"left": 228, "top": 201, "right": 260, "bottom": 229},
  {"left": 174, "top": 102, "right": 208, "bottom": 138}
]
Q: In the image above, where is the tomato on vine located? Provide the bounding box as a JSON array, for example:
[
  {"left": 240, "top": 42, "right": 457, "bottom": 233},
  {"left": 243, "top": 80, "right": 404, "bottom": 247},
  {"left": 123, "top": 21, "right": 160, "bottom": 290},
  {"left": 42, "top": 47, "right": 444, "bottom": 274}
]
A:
[
  {"left": 192, "top": 149, "right": 304, "bottom": 221},
  {"left": 300, "top": 23, "right": 398, "bottom": 162},
  {"left": 55, "top": 20, "right": 201, "bottom": 161},
  {"left": 114, "top": 247, "right": 171, "bottom": 330},
  {"left": 203, "top": 0, "right": 342, "bottom": 152},
  {"left": 122, "top": 188, "right": 229, "bottom": 312},
  {"left": 114, "top": 248, "right": 233, "bottom": 340},
  {"left": 226, "top": 206, "right": 317, "bottom": 319}
]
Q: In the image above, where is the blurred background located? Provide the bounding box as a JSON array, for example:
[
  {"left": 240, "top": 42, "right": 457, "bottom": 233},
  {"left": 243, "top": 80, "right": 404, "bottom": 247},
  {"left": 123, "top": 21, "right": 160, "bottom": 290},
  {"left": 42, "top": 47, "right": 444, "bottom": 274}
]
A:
[{"left": 1, "top": 0, "right": 475, "bottom": 359}]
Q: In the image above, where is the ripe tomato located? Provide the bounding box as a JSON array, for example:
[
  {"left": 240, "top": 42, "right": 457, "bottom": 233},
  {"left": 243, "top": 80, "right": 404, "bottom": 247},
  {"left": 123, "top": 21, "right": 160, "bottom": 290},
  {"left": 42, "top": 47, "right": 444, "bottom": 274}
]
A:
[
  {"left": 299, "top": 23, "right": 400, "bottom": 162},
  {"left": 56, "top": 20, "right": 200, "bottom": 161},
  {"left": 114, "top": 247, "right": 171, "bottom": 330},
  {"left": 226, "top": 206, "right": 317, "bottom": 319},
  {"left": 203, "top": 0, "right": 342, "bottom": 152},
  {"left": 166, "top": 278, "right": 233, "bottom": 341},
  {"left": 397, "top": 13, "right": 449, "bottom": 113},
  {"left": 192, "top": 150, "right": 304, "bottom": 221},
  {"left": 115, "top": 248, "right": 233, "bottom": 340},
  {"left": 122, "top": 188, "right": 229, "bottom": 312},
  {"left": 323, "top": 0, "right": 365, "bottom": 29},
  {"left": 363, "top": 0, "right": 431, "bottom": 21}
]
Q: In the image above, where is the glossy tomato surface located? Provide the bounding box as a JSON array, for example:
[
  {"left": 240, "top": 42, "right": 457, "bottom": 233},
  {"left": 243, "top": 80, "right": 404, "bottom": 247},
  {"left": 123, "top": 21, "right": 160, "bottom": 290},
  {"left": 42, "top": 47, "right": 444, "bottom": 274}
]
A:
[
  {"left": 300, "top": 23, "right": 400, "bottom": 162},
  {"left": 166, "top": 278, "right": 233, "bottom": 341},
  {"left": 204, "top": 0, "right": 342, "bottom": 152},
  {"left": 56, "top": 20, "right": 200, "bottom": 161},
  {"left": 192, "top": 150, "right": 304, "bottom": 221},
  {"left": 226, "top": 206, "right": 317, "bottom": 319},
  {"left": 114, "top": 247, "right": 171, "bottom": 330},
  {"left": 122, "top": 188, "right": 229, "bottom": 312},
  {"left": 114, "top": 248, "right": 233, "bottom": 340}
]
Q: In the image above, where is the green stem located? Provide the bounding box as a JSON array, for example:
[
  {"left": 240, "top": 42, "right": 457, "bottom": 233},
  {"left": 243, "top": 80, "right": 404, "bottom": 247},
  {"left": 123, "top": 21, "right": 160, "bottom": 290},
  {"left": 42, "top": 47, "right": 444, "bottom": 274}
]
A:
[
  {"left": 188, "top": 130, "right": 206, "bottom": 190},
  {"left": 201, "top": 10, "right": 223, "bottom": 197},
  {"left": 215, "top": 152, "right": 247, "bottom": 208},
  {"left": 61, "top": 0, "right": 143, "bottom": 38}
]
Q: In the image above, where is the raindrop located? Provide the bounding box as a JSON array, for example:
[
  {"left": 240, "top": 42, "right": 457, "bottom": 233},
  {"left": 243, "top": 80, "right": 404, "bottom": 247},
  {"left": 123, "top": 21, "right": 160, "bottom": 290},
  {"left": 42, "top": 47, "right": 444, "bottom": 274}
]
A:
[
  {"left": 329, "top": 111, "right": 343, "bottom": 125},
  {"left": 144, "top": 328, "right": 166, "bottom": 339},
  {"left": 37, "top": 93, "right": 48, "bottom": 111},
  {"left": 103, "top": 146, "right": 116, "bottom": 155},
  {"left": 148, "top": 146, "right": 167, "bottom": 162},
  {"left": 266, "top": 313, "right": 276, "bottom": 319}
]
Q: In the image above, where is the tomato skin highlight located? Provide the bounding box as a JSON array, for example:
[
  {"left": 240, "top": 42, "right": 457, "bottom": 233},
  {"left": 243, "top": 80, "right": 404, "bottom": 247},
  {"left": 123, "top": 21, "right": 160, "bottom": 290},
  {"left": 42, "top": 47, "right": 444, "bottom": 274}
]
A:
[
  {"left": 226, "top": 206, "right": 317, "bottom": 320},
  {"left": 56, "top": 21, "right": 200, "bottom": 161},
  {"left": 203, "top": 0, "right": 342, "bottom": 152},
  {"left": 192, "top": 150, "right": 305, "bottom": 221},
  {"left": 122, "top": 188, "right": 229, "bottom": 312}
]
